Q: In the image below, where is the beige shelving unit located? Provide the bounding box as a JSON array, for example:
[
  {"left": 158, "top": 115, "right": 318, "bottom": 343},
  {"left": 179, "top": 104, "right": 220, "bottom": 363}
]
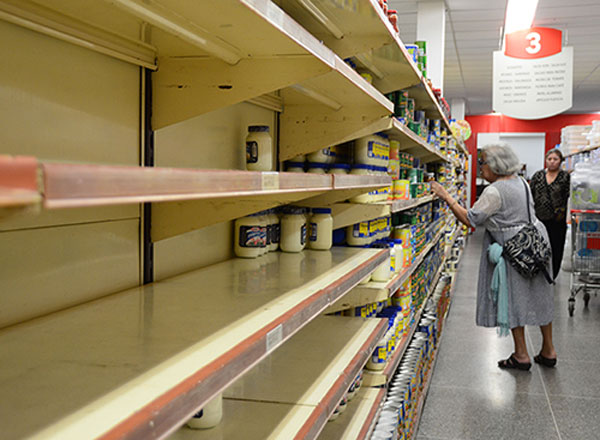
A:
[{"left": 0, "top": 1, "right": 467, "bottom": 439}]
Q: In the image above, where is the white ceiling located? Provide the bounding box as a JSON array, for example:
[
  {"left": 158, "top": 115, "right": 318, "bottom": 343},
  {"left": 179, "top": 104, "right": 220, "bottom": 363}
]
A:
[{"left": 388, "top": 0, "right": 600, "bottom": 115}]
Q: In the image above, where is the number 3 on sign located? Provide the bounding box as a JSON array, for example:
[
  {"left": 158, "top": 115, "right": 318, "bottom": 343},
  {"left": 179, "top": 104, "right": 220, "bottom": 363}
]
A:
[{"left": 526, "top": 32, "right": 541, "bottom": 54}]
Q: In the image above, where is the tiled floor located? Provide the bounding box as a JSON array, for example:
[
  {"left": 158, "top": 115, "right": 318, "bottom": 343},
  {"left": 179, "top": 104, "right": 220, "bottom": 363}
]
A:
[{"left": 416, "top": 229, "right": 600, "bottom": 440}]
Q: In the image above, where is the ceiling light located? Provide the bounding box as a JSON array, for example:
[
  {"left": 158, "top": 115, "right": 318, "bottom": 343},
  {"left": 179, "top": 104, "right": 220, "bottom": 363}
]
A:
[{"left": 504, "top": 0, "right": 539, "bottom": 36}]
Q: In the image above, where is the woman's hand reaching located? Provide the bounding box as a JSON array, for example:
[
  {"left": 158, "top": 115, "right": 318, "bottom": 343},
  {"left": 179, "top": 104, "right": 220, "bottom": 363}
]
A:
[{"left": 431, "top": 181, "right": 450, "bottom": 203}]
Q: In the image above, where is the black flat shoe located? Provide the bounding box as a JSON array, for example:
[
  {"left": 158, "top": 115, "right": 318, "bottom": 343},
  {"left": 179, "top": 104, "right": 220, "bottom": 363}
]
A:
[
  {"left": 534, "top": 353, "right": 557, "bottom": 368},
  {"left": 498, "top": 354, "right": 531, "bottom": 371}
]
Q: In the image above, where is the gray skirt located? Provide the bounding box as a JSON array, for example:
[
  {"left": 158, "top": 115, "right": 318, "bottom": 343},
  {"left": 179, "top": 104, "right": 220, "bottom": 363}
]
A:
[{"left": 476, "top": 227, "right": 554, "bottom": 328}]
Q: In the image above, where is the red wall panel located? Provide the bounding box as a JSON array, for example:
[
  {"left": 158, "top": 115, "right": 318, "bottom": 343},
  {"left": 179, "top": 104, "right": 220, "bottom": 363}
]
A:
[{"left": 464, "top": 113, "right": 600, "bottom": 205}]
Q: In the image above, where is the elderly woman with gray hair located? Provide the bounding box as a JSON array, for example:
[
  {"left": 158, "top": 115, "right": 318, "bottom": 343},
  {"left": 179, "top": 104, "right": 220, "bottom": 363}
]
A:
[{"left": 432, "top": 143, "right": 557, "bottom": 370}]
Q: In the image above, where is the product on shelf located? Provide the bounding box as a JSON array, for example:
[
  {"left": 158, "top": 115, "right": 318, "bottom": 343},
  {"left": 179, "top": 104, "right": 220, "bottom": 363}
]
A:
[
  {"left": 370, "top": 272, "right": 454, "bottom": 440},
  {"left": 328, "top": 163, "right": 351, "bottom": 174},
  {"left": 561, "top": 125, "right": 591, "bottom": 156},
  {"left": 306, "top": 162, "right": 328, "bottom": 174},
  {"left": 280, "top": 207, "right": 307, "bottom": 253},
  {"left": 285, "top": 161, "right": 305, "bottom": 172},
  {"left": 307, "top": 146, "right": 336, "bottom": 164},
  {"left": 345, "top": 216, "right": 391, "bottom": 246},
  {"left": 354, "top": 132, "right": 390, "bottom": 168},
  {"left": 186, "top": 393, "right": 223, "bottom": 429},
  {"left": 245, "top": 125, "right": 272, "bottom": 171},
  {"left": 234, "top": 212, "right": 266, "bottom": 258},
  {"left": 308, "top": 208, "right": 333, "bottom": 250}
]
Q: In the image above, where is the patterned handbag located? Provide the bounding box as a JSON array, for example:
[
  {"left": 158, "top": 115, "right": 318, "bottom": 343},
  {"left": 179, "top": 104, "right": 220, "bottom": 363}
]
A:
[{"left": 502, "top": 178, "right": 554, "bottom": 284}]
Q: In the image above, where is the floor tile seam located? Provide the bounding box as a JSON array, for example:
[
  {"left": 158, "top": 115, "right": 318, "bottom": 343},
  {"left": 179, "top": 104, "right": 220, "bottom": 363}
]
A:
[
  {"left": 427, "top": 383, "right": 548, "bottom": 397},
  {"left": 546, "top": 392, "right": 600, "bottom": 401},
  {"left": 525, "top": 327, "right": 564, "bottom": 440}
]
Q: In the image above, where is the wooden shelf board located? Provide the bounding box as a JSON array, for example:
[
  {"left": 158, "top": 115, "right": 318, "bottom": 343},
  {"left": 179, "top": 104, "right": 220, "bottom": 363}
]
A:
[
  {"left": 389, "top": 195, "right": 436, "bottom": 213},
  {"left": 298, "top": 175, "right": 391, "bottom": 208},
  {"left": 18, "top": 0, "right": 391, "bottom": 129},
  {"left": 318, "top": 387, "right": 386, "bottom": 440},
  {"left": 273, "top": 0, "right": 423, "bottom": 96},
  {"left": 331, "top": 202, "right": 391, "bottom": 230},
  {"left": 273, "top": 0, "right": 396, "bottom": 59},
  {"left": 170, "top": 315, "right": 388, "bottom": 440},
  {"left": 326, "top": 227, "right": 445, "bottom": 314},
  {"left": 565, "top": 143, "right": 600, "bottom": 158},
  {"left": 279, "top": 63, "right": 393, "bottom": 161},
  {"left": 0, "top": 161, "right": 394, "bottom": 240},
  {"left": 41, "top": 164, "right": 333, "bottom": 209},
  {"left": 0, "top": 248, "right": 388, "bottom": 440}
]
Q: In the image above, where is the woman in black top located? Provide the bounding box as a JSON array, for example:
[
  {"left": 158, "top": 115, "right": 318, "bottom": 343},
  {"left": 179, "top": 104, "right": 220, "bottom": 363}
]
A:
[{"left": 530, "top": 149, "right": 570, "bottom": 279}]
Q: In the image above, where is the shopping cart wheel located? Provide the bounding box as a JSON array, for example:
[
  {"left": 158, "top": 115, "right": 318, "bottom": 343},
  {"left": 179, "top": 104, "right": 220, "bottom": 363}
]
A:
[
  {"left": 584, "top": 292, "right": 591, "bottom": 308},
  {"left": 568, "top": 298, "right": 575, "bottom": 317}
]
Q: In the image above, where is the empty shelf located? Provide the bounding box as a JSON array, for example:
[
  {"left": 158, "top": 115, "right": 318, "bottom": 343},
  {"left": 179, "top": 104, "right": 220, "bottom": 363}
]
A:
[
  {"left": 0, "top": 247, "right": 388, "bottom": 440},
  {"left": 318, "top": 387, "right": 386, "bottom": 440}
]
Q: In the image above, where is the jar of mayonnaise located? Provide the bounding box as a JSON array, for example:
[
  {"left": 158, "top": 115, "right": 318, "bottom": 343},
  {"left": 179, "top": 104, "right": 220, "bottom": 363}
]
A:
[
  {"left": 246, "top": 126, "right": 272, "bottom": 171},
  {"left": 354, "top": 133, "right": 390, "bottom": 168},
  {"left": 371, "top": 242, "right": 391, "bottom": 282},
  {"left": 257, "top": 211, "right": 269, "bottom": 256},
  {"left": 306, "top": 162, "right": 328, "bottom": 174},
  {"left": 349, "top": 164, "right": 373, "bottom": 204},
  {"left": 328, "top": 163, "right": 351, "bottom": 175},
  {"left": 268, "top": 209, "right": 280, "bottom": 252},
  {"left": 308, "top": 208, "right": 333, "bottom": 250},
  {"left": 280, "top": 207, "right": 307, "bottom": 253},
  {"left": 346, "top": 220, "right": 371, "bottom": 246},
  {"left": 187, "top": 393, "right": 223, "bottom": 429},
  {"left": 285, "top": 161, "right": 305, "bottom": 173},
  {"left": 234, "top": 213, "right": 266, "bottom": 258},
  {"left": 307, "top": 147, "right": 335, "bottom": 164}
]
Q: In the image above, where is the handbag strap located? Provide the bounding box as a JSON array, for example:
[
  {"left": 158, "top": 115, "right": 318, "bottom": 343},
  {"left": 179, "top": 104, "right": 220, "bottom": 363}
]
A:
[{"left": 520, "top": 177, "right": 532, "bottom": 224}]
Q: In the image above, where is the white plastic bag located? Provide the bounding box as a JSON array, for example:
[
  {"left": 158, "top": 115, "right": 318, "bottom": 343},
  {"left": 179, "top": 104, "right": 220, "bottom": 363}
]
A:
[{"left": 561, "top": 223, "right": 572, "bottom": 272}]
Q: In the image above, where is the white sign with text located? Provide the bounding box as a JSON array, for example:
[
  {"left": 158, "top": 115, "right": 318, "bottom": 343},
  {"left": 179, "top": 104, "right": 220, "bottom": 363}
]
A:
[{"left": 493, "top": 47, "right": 573, "bottom": 119}]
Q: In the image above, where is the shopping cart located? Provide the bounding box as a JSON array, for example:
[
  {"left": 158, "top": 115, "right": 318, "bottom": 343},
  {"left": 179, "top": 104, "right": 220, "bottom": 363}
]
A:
[{"left": 569, "top": 210, "right": 600, "bottom": 316}]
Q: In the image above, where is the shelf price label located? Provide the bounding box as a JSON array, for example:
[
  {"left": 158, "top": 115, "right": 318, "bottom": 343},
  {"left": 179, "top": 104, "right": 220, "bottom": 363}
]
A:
[
  {"left": 261, "top": 172, "right": 279, "bottom": 191},
  {"left": 493, "top": 27, "right": 572, "bottom": 120}
]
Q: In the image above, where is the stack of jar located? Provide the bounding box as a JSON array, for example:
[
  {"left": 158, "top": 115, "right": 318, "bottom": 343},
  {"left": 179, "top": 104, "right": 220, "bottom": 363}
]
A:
[
  {"left": 234, "top": 206, "right": 333, "bottom": 257},
  {"left": 349, "top": 132, "right": 391, "bottom": 204},
  {"left": 365, "top": 303, "right": 410, "bottom": 371},
  {"left": 284, "top": 146, "right": 340, "bottom": 174},
  {"left": 346, "top": 216, "right": 392, "bottom": 247},
  {"left": 391, "top": 152, "right": 413, "bottom": 201}
]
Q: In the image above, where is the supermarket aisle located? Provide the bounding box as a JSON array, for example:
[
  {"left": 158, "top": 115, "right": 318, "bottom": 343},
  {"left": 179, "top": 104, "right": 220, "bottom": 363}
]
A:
[{"left": 417, "top": 229, "right": 600, "bottom": 440}]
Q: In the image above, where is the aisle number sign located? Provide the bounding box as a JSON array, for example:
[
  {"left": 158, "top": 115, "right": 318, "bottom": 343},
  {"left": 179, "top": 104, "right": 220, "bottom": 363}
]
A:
[{"left": 493, "top": 27, "right": 573, "bottom": 119}]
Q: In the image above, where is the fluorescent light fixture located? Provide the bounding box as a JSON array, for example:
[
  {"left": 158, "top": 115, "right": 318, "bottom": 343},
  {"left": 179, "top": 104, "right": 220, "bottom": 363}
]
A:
[{"left": 504, "top": 0, "right": 539, "bottom": 36}]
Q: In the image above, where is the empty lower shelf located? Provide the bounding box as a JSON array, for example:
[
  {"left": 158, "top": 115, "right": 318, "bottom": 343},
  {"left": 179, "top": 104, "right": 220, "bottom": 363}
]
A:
[
  {"left": 170, "top": 315, "right": 387, "bottom": 440},
  {"left": 317, "top": 387, "right": 386, "bottom": 440},
  {"left": 0, "top": 247, "right": 388, "bottom": 440}
]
